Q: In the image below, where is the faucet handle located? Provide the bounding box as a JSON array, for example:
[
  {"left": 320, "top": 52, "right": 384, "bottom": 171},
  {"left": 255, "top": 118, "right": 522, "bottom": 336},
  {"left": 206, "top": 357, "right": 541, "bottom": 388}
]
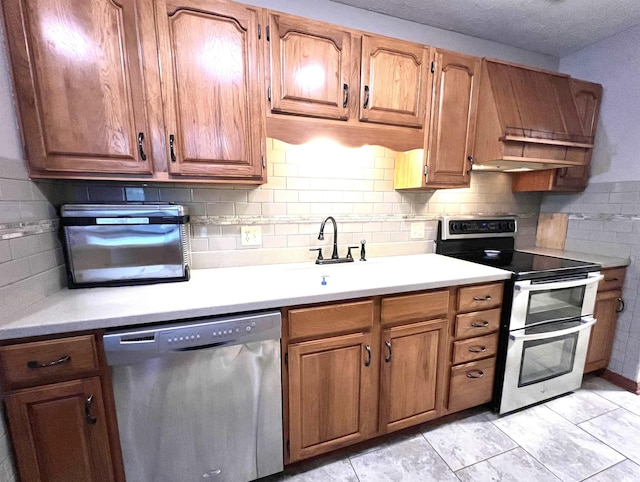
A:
[
  {"left": 309, "top": 247, "right": 324, "bottom": 263},
  {"left": 346, "top": 245, "right": 359, "bottom": 260}
]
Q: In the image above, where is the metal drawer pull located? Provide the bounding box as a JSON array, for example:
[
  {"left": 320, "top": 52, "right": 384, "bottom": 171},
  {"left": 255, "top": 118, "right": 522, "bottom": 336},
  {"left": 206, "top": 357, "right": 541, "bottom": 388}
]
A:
[
  {"left": 85, "top": 395, "right": 97, "bottom": 425},
  {"left": 364, "top": 345, "right": 371, "bottom": 367},
  {"left": 605, "top": 277, "right": 619, "bottom": 282},
  {"left": 469, "top": 346, "right": 487, "bottom": 353},
  {"left": 471, "top": 321, "right": 490, "bottom": 328},
  {"left": 617, "top": 297, "right": 625, "bottom": 313},
  {"left": 466, "top": 370, "right": 484, "bottom": 379},
  {"left": 385, "top": 341, "right": 392, "bottom": 363},
  {"left": 473, "top": 295, "right": 492, "bottom": 301},
  {"left": 27, "top": 355, "right": 71, "bottom": 369}
]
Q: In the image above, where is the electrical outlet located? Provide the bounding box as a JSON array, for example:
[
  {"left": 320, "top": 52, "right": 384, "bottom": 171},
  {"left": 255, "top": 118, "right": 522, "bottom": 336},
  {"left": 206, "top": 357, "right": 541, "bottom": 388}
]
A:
[
  {"left": 240, "top": 226, "right": 262, "bottom": 246},
  {"left": 410, "top": 222, "right": 425, "bottom": 239}
]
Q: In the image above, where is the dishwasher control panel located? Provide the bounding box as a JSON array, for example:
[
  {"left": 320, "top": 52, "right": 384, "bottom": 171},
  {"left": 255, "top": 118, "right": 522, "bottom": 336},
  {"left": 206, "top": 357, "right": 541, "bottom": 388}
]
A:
[
  {"left": 160, "top": 316, "right": 268, "bottom": 349},
  {"left": 104, "top": 311, "right": 281, "bottom": 365}
]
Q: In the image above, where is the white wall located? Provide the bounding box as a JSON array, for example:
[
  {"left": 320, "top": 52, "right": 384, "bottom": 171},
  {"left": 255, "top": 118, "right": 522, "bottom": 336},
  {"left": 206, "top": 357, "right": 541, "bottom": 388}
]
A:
[{"left": 559, "top": 24, "right": 640, "bottom": 183}]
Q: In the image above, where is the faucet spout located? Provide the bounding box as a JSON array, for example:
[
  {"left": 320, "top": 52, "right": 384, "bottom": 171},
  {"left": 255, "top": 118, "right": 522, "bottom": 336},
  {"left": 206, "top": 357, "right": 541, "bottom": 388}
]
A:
[{"left": 318, "top": 216, "right": 339, "bottom": 259}]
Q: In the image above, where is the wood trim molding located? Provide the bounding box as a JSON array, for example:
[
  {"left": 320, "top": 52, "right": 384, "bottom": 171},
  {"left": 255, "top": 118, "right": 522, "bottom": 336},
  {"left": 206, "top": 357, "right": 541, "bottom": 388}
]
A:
[{"left": 602, "top": 369, "right": 640, "bottom": 395}]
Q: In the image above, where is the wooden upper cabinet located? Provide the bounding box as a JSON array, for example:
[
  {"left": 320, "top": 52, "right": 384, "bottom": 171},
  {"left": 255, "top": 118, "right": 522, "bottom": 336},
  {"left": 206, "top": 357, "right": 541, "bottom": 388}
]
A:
[
  {"left": 425, "top": 50, "right": 480, "bottom": 187},
  {"left": 268, "top": 13, "right": 352, "bottom": 120},
  {"left": 155, "top": 0, "right": 265, "bottom": 180},
  {"left": 394, "top": 50, "right": 481, "bottom": 190},
  {"left": 360, "top": 36, "right": 431, "bottom": 128},
  {"left": 3, "top": 0, "right": 154, "bottom": 176}
]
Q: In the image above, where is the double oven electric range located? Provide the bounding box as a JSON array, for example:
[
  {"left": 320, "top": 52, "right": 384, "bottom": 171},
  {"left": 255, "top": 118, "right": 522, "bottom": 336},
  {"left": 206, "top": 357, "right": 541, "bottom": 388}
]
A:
[{"left": 436, "top": 216, "right": 602, "bottom": 414}]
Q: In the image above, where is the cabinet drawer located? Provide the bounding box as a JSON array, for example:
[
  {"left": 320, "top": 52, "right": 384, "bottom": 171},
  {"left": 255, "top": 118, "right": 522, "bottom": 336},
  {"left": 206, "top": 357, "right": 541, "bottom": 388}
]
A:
[
  {"left": 457, "top": 283, "right": 503, "bottom": 312},
  {"left": 599, "top": 267, "right": 626, "bottom": 291},
  {"left": 454, "top": 308, "right": 501, "bottom": 339},
  {"left": 448, "top": 357, "right": 496, "bottom": 412},
  {"left": 452, "top": 333, "right": 498, "bottom": 365},
  {"left": 289, "top": 300, "right": 374, "bottom": 340},
  {"left": 0, "top": 335, "right": 99, "bottom": 388},
  {"left": 381, "top": 290, "right": 449, "bottom": 325}
]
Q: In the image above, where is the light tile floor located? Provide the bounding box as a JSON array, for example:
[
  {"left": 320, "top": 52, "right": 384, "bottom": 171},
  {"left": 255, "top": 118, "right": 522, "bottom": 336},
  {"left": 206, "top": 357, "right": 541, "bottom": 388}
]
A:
[{"left": 269, "top": 376, "right": 640, "bottom": 482}]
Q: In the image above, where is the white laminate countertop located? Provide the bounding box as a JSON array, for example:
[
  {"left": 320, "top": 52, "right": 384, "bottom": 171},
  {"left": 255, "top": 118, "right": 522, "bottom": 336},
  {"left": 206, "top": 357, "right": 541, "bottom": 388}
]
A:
[
  {"left": 0, "top": 254, "right": 512, "bottom": 341},
  {"left": 518, "top": 247, "right": 630, "bottom": 269}
]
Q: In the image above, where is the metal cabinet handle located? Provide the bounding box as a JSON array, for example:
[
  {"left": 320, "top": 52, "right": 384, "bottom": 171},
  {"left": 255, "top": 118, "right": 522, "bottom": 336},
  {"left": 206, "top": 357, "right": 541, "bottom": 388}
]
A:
[
  {"left": 469, "top": 346, "right": 487, "bottom": 353},
  {"left": 137, "top": 132, "right": 147, "bottom": 161},
  {"left": 85, "top": 395, "right": 97, "bottom": 425},
  {"left": 343, "top": 83, "right": 349, "bottom": 108},
  {"left": 466, "top": 370, "right": 484, "bottom": 379},
  {"left": 617, "top": 297, "right": 625, "bottom": 313},
  {"left": 169, "top": 134, "right": 176, "bottom": 162},
  {"left": 471, "top": 321, "right": 490, "bottom": 328},
  {"left": 605, "top": 277, "right": 619, "bottom": 282},
  {"left": 385, "top": 341, "right": 392, "bottom": 363},
  {"left": 27, "top": 355, "right": 71, "bottom": 369},
  {"left": 364, "top": 345, "right": 371, "bottom": 367},
  {"left": 473, "top": 296, "right": 492, "bottom": 302},
  {"left": 466, "top": 155, "right": 474, "bottom": 175},
  {"left": 363, "top": 85, "right": 370, "bottom": 109}
]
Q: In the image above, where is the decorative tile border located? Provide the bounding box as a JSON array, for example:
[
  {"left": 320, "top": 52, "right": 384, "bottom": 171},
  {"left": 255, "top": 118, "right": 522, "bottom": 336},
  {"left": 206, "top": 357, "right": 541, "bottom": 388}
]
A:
[{"left": 0, "top": 220, "right": 59, "bottom": 240}]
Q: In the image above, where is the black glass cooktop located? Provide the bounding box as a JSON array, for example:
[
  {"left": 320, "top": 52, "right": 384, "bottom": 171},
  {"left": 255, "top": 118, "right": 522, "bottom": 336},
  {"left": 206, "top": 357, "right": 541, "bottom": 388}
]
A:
[{"left": 451, "top": 250, "right": 601, "bottom": 280}]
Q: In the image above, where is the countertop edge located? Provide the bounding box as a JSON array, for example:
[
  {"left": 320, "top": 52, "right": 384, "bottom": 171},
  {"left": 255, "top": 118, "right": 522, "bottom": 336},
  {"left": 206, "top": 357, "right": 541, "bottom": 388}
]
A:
[{"left": 518, "top": 247, "right": 631, "bottom": 269}]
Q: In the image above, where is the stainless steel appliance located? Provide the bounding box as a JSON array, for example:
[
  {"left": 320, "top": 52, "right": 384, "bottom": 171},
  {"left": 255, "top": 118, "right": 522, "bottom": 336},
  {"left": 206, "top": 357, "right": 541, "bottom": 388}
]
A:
[
  {"left": 436, "top": 216, "right": 602, "bottom": 414},
  {"left": 60, "top": 203, "right": 190, "bottom": 288},
  {"left": 104, "top": 311, "right": 283, "bottom": 482}
]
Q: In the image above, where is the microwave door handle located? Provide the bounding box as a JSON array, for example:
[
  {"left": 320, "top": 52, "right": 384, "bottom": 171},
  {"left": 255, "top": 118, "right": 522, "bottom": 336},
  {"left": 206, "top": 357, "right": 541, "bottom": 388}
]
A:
[
  {"left": 509, "top": 316, "right": 597, "bottom": 342},
  {"left": 515, "top": 273, "right": 603, "bottom": 292}
]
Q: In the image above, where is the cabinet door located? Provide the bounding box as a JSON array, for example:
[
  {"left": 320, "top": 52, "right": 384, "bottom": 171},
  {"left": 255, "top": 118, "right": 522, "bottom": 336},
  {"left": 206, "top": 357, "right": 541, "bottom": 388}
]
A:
[
  {"left": 268, "top": 13, "right": 352, "bottom": 120},
  {"left": 5, "top": 377, "right": 115, "bottom": 482},
  {"left": 426, "top": 50, "right": 480, "bottom": 187},
  {"left": 288, "top": 332, "right": 375, "bottom": 461},
  {"left": 156, "top": 0, "right": 265, "bottom": 180},
  {"left": 585, "top": 289, "right": 622, "bottom": 373},
  {"left": 553, "top": 79, "right": 603, "bottom": 190},
  {"left": 379, "top": 319, "right": 447, "bottom": 432},
  {"left": 3, "top": 0, "right": 154, "bottom": 175},
  {"left": 360, "top": 35, "right": 431, "bottom": 127}
]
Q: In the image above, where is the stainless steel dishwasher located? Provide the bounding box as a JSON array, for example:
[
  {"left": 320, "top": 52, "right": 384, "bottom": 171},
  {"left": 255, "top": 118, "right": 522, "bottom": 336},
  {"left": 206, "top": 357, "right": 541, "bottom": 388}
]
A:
[{"left": 103, "top": 311, "right": 283, "bottom": 482}]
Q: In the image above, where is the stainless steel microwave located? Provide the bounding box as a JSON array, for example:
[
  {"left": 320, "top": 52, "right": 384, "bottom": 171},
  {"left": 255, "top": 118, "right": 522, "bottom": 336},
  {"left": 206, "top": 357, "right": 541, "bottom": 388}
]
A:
[{"left": 61, "top": 204, "right": 190, "bottom": 288}]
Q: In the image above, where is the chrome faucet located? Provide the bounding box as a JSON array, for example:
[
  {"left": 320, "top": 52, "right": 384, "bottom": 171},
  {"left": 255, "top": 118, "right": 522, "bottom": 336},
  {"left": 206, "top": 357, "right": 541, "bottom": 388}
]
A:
[{"left": 318, "top": 216, "right": 339, "bottom": 259}]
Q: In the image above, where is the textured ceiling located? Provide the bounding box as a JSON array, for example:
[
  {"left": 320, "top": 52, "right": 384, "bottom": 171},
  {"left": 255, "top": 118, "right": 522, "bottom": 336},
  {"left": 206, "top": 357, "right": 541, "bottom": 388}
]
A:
[{"left": 331, "top": 0, "right": 640, "bottom": 57}]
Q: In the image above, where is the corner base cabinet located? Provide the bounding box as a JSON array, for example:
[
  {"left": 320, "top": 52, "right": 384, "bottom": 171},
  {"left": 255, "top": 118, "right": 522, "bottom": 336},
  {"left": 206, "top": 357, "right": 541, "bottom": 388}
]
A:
[{"left": 0, "top": 334, "right": 124, "bottom": 482}]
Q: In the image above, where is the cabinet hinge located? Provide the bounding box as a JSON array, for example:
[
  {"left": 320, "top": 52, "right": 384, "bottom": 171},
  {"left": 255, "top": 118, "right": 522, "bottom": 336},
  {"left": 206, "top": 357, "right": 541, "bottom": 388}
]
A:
[
  {"left": 267, "top": 86, "right": 271, "bottom": 103},
  {"left": 258, "top": 24, "right": 261, "bottom": 40},
  {"left": 284, "top": 352, "right": 288, "bottom": 366},
  {"left": 266, "top": 25, "right": 270, "bottom": 41},
  {"left": 431, "top": 61, "right": 435, "bottom": 73},
  {"left": 286, "top": 439, "right": 290, "bottom": 456}
]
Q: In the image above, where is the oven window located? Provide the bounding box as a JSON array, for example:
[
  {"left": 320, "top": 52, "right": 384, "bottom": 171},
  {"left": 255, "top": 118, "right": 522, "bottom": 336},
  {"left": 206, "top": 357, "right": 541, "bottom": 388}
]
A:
[
  {"left": 526, "top": 284, "right": 586, "bottom": 326},
  {"left": 518, "top": 331, "right": 578, "bottom": 387}
]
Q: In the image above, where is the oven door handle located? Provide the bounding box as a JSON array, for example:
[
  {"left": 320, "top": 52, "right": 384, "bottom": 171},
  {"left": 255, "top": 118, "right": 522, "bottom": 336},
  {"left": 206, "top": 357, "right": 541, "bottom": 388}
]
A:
[
  {"left": 514, "top": 273, "right": 603, "bottom": 292},
  {"left": 509, "top": 316, "right": 596, "bottom": 342}
]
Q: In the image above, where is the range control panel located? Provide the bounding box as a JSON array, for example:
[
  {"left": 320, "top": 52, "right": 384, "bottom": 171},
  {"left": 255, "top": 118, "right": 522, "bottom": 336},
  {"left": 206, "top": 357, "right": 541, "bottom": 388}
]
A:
[{"left": 439, "top": 216, "right": 517, "bottom": 239}]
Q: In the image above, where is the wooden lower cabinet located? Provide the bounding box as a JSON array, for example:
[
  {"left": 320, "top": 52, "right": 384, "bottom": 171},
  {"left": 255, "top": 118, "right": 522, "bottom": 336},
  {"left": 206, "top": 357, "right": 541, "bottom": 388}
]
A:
[
  {"left": 5, "top": 377, "right": 116, "bottom": 482},
  {"left": 584, "top": 266, "right": 626, "bottom": 374},
  {"left": 379, "top": 319, "right": 447, "bottom": 432},
  {"left": 288, "top": 332, "right": 376, "bottom": 461},
  {"left": 0, "top": 334, "right": 124, "bottom": 482}
]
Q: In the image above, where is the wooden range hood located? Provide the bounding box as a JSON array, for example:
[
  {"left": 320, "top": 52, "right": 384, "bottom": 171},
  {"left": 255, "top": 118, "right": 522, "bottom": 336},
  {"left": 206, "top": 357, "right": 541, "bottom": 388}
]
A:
[{"left": 472, "top": 59, "right": 594, "bottom": 172}]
